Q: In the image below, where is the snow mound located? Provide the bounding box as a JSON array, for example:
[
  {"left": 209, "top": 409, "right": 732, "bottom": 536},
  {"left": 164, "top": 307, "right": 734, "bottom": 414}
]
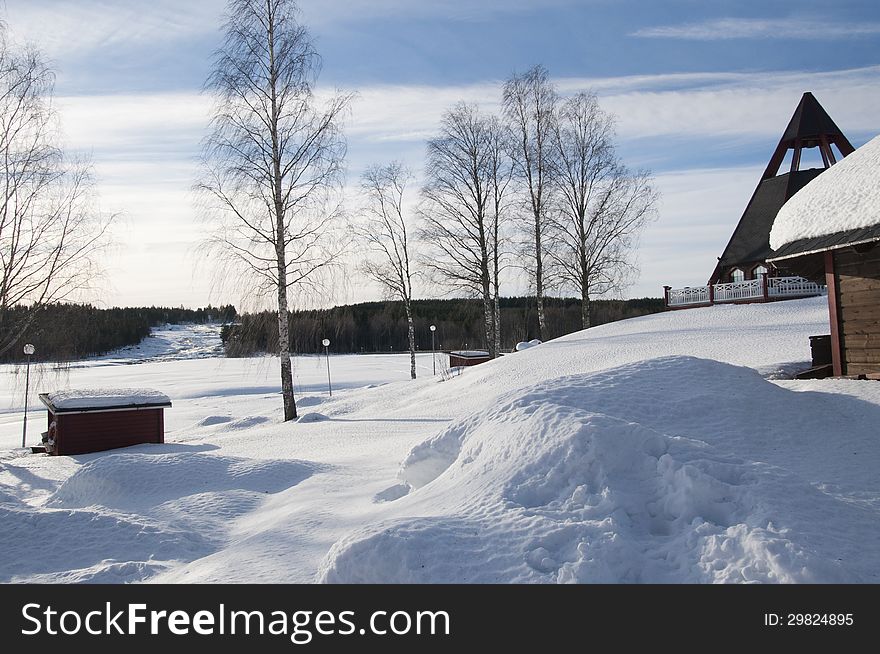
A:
[
  {"left": 219, "top": 415, "right": 270, "bottom": 431},
  {"left": 319, "top": 356, "right": 880, "bottom": 583},
  {"left": 0, "top": 450, "right": 325, "bottom": 583},
  {"left": 0, "top": 503, "right": 210, "bottom": 583},
  {"left": 48, "top": 452, "right": 316, "bottom": 511},
  {"left": 297, "top": 412, "right": 329, "bottom": 423},
  {"left": 197, "top": 415, "right": 233, "bottom": 427},
  {"left": 515, "top": 339, "right": 543, "bottom": 351},
  {"left": 770, "top": 134, "right": 880, "bottom": 249}
]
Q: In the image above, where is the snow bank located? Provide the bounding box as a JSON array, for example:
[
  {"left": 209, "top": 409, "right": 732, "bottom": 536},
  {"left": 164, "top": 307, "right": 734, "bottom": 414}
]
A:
[
  {"left": 515, "top": 339, "right": 542, "bottom": 351},
  {"left": 46, "top": 388, "right": 171, "bottom": 410},
  {"left": 320, "top": 356, "right": 880, "bottom": 583},
  {"left": 770, "top": 134, "right": 880, "bottom": 249},
  {"left": 0, "top": 447, "right": 321, "bottom": 583}
]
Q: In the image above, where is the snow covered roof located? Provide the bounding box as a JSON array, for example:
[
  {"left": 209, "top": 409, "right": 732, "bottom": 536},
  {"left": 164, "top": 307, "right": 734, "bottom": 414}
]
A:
[
  {"left": 449, "top": 350, "right": 490, "bottom": 358},
  {"left": 769, "top": 135, "right": 880, "bottom": 253},
  {"left": 40, "top": 389, "right": 172, "bottom": 413}
]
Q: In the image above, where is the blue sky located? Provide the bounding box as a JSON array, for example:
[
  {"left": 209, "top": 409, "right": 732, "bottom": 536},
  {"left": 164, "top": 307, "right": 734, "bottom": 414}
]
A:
[{"left": 4, "top": 0, "right": 880, "bottom": 308}]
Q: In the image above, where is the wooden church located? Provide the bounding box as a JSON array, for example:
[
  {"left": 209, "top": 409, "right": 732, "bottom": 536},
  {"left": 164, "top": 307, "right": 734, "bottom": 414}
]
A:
[{"left": 709, "top": 92, "right": 855, "bottom": 285}]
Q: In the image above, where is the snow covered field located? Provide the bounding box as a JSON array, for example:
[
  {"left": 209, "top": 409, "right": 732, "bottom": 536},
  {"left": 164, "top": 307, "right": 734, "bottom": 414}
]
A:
[{"left": 2, "top": 297, "right": 880, "bottom": 583}]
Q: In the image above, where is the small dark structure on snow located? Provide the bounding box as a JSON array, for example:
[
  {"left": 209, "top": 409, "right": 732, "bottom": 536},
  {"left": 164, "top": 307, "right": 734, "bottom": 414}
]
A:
[
  {"left": 38, "top": 389, "right": 172, "bottom": 455},
  {"left": 448, "top": 351, "right": 491, "bottom": 367}
]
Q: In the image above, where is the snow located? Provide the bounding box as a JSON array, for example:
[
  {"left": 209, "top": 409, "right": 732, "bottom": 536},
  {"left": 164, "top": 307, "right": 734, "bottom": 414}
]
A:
[
  {"left": 90, "top": 323, "right": 225, "bottom": 365},
  {"left": 770, "top": 134, "right": 880, "bottom": 249},
  {"left": 2, "top": 297, "right": 879, "bottom": 584},
  {"left": 515, "top": 339, "right": 543, "bottom": 351},
  {"left": 46, "top": 388, "right": 171, "bottom": 410},
  {"left": 450, "top": 350, "right": 490, "bottom": 357}
]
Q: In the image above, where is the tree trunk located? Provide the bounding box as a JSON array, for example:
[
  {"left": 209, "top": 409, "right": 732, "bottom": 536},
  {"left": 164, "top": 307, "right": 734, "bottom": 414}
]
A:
[
  {"left": 493, "top": 292, "right": 501, "bottom": 357},
  {"left": 581, "top": 284, "right": 591, "bottom": 330},
  {"left": 534, "top": 222, "right": 546, "bottom": 340},
  {"left": 405, "top": 300, "right": 416, "bottom": 380},
  {"left": 276, "top": 258, "right": 297, "bottom": 421},
  {"left": 481, "top": 273, "right": 494, "bottom": 359}
]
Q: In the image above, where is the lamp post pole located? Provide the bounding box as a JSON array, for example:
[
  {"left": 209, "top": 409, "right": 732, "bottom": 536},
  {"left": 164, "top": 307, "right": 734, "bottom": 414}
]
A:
[
  {"left": 322, "top": 338, "right": 332, "bottom": 397},
  {"left": 21, "top": 343, "right": 35, "bottom": 448},
  {"left": 430, "top": 325, "right": 436, "bottom": 375}
]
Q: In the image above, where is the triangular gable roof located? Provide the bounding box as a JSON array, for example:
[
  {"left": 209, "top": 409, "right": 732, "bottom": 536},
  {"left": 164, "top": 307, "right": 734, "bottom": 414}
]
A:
[{"left": 709, "top": 92, "right": 854, "bottom": 283}]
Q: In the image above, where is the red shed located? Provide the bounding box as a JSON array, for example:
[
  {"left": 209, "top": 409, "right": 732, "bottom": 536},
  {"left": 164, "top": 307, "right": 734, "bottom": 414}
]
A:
[
  {"left": 38, "top": 389, "right": 172, "bottom": 456},
  {"left": 448, "top": 350, "right": 491, "bottom": 367}
]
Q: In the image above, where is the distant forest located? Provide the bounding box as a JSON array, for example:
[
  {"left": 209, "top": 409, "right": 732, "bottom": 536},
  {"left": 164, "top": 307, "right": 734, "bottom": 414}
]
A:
[
  {"left": 1, "top": 304, "right": 237, "bottom": 364},
  {"left": 221, "top": 297, "right": 665, "bottom": 356}
]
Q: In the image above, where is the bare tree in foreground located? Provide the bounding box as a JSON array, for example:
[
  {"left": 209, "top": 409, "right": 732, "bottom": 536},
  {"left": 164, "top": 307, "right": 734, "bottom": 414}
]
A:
[
  {"left": 549, "top": 92, "right": 658, "bottom": 329},
  {"left": 200, "top": 0, "right": 350, "bottom": 421},
  {"left": 0, "top": 28, "right": 112, "bottom": 358},
  {"left": 503, "top": 64, "right": 558, "bottom": 341},
  {"left": 354, "top": 162, "right": 418, "bottom": 379},
  {"left": 420, "top": 103, "right": 498, "bottom": 358}
]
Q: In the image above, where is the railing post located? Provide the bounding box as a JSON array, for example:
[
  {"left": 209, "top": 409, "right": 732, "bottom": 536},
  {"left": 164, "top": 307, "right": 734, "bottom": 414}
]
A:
[
  {"left": 708, "top": 283, "right": 714, "bottom": 305},
  {"left": 663, "top": 286, "right": 671, "bottom": 308},
  {"left": 761, "top": 273, "right": 769, "bottom": 301}
]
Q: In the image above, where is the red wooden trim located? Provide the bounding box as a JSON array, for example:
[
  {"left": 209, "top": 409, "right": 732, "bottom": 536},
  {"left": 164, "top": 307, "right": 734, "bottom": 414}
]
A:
[
  {"left": 708, "top": 283, "right": 715, "bottom": 304},
  {"left": 159, "top": 409, "right": 165, "bottom": 445},
  {"left": 761, "top": 273, "right": 769, "bottom": 301},
  {"left": 825, "top": 251, "right": 844, "bottom": 376},
  {"left": 663, "top": 286, "right": 670, "bottom": 308}
]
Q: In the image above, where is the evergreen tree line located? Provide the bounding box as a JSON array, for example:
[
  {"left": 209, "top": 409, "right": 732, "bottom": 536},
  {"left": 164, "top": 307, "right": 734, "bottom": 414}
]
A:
[
  {"left": 221, "top": 297, "right": 664, "bottom": 357},
  {"left": 1, "top": 303, "right": 237, "bottom": 364}
]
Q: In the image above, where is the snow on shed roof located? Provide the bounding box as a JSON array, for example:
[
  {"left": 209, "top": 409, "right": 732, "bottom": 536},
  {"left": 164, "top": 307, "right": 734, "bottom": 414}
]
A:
[
  {"left": 41, "top": 389, "right": 172, "bottom": 412},
  {"left": 449, "top": 350, "right": 491, "bottom": 358},
  {"left": 770, "top": 134, "right": 880, "bottom": 251}
]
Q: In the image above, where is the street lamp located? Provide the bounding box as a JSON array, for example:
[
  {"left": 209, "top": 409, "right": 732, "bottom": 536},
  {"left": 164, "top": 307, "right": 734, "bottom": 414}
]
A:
[
  {"left": 21, "top": 343, "right": 35, "bottom": 448},
  {"left": 429, "top": 325, "right": 436, "bottom": 375},
  {"left": 322, "top": 338, "right": 332, "bottom": 397}
]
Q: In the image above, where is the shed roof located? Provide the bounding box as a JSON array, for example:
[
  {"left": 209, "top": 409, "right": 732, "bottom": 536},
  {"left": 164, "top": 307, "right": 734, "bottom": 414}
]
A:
[
  {"left": 449, "top": 350, "right": 491, "bottom": 358},
  {"left": 40, "top": 389, "right": 172, "bottom": 414},
  {"left": 769, "top": 224, "right": 880, "bottom": 262}
]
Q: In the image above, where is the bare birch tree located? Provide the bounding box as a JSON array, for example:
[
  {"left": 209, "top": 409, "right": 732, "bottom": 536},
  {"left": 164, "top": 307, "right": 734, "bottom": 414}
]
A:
[
  {"left": 503, "top": 64, "right": 558, "bottom": 341},
  {"left": 200, "top": 0, "right": 350, "bottom": 421},
  {"left": 419, "top": 103, "right": 498, "bottom": 358},
  {"left": 0, "top": 29, "right": 112, "bottom": 358},
  {"left": 485, "top": 115, "right": 513, "bottom": 355},
  {"left": 549, "top": 92, "right": 658, "bottom": 329},
  {"left": 354, "top": 162, "right": 418, "bottom": 379}
]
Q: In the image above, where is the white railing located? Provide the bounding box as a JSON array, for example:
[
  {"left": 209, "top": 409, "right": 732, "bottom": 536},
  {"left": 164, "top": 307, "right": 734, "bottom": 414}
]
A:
[
  {"left": 767, "top": 276, "right": 824, "bottom": 298},
  {"left": 666, "top": 286, "right": 710, "bottom": 307},
  {"left": 714, "top": 278, "right": 762, "bottom": 303},
  {"left": 665, "top": 276, "right": 824, "bottom": 308}
]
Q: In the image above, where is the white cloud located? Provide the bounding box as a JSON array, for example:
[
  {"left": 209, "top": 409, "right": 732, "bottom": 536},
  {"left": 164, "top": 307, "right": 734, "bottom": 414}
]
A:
[
  {"left": 51, "top": 64, "right": 880, "bottom": 306},
  {"left": 3, "top": 0, "right": 578, "bottom": 60},
  {"left": 342, "top": 65, "right": 880, "bottom": 147},
  {"left": 4, "top": 0, "right": 225, "bottom": 59},
  {"left": 632, "top": 17, "right": 880, "bottom": 40}
]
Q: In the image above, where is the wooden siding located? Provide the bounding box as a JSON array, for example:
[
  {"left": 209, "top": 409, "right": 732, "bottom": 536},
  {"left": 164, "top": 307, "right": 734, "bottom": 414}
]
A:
[
  {"left": 836, "top": 247, "right": 880, "bottom": 375},
  {"left": 54, "top": 408, "right": 165, "bottom": 455}
]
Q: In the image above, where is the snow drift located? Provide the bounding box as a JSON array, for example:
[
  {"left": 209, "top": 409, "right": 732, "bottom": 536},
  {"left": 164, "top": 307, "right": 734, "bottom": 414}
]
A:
[{"left": 320, "top": 357, "right": 880, "bottom": 584}]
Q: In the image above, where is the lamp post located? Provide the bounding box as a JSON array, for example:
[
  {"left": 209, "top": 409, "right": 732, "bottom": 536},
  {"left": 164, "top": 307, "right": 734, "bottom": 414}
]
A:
[
  {"left": 21, "top": 343, "right": 35, "bottom": 448},
  {"left": 322, "top": 338, "right": 332, "bottom": 397},
  {"left": 429, "top": 325, "right": 436, "bottom": 375}
]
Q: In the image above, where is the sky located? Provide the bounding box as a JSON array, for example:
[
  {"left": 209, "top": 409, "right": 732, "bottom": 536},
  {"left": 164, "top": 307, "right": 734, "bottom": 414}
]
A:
[{"left": 3, "top": 0, "right": 880, "bottom": 310}]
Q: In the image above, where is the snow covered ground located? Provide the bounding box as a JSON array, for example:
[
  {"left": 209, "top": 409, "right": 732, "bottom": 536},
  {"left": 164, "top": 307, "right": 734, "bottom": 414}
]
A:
[{"left": 2, "top": 296, "right": 879, "bottom": 584}]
